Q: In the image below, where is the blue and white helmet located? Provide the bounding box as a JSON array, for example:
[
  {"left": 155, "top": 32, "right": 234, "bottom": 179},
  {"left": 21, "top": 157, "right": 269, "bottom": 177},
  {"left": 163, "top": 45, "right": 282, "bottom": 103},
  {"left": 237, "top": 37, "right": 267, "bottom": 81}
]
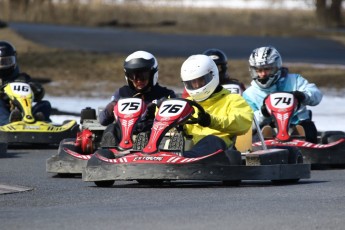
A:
[{"left": 249, "top": 46, "right": 282, "bottom": 89}]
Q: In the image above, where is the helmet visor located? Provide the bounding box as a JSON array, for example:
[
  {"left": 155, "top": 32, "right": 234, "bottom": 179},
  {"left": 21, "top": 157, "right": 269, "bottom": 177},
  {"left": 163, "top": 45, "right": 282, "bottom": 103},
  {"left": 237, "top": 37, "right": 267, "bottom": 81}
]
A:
[
  {"left": 126, "top": 70, "right": 150, "bottom": 82},
  {"left": 0, "top": 56, "right": 15, "bottom": 69},
  {"left": 183, "top": 72, "right": 213, "bottom": 90}
]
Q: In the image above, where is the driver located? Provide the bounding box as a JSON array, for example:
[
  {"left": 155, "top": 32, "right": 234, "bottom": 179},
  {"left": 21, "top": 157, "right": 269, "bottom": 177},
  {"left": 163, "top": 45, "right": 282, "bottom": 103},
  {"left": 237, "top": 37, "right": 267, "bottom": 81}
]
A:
[
  {"left": 181, "top": 48, "right": 246, "bottom": 97},
  {"left": 180, "top": 54, "right": 253, "bottom": 158},
  {"left": 0, "top": 40, "right": 51, "bottom": 125},
  {"left": 242, "top": 46, "right": 323, "bottom": 143},
  {"left": 99, "top": 51, "right": 176, "bottom": 143}
]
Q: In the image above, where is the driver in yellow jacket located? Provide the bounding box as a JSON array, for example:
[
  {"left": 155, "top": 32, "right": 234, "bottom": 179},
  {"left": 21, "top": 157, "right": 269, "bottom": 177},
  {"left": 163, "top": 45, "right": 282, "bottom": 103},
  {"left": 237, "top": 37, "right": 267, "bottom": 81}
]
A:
[{"left": 181, "top": 54, "right": 253, "bottom": 158}]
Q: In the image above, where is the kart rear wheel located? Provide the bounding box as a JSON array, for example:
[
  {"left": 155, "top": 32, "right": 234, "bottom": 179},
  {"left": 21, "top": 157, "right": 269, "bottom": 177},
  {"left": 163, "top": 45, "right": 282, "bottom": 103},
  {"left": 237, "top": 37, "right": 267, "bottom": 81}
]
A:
[
  {"left": 326, "top": 134, "right": 345, "bottom": 143},
  {"left": 222, "top": 180, "right": 241, "bottom": 186},
  {"left": 94, "top": 180, "right": 115, "bottom": 187},
  {"left": 320, "top": 131, "right": 345, "bottom": 144},
  {"left": 137, "top": 179, "right": 164, "bottom": 186},
  {"left": 100, "top": 124, "right": 117, "bottom": 147},
  {"left": 57, "top": 173, "right": 76, "bottom": 178},
  {"left": 271, "top": 146, "right": 302, "bottom": 184}
]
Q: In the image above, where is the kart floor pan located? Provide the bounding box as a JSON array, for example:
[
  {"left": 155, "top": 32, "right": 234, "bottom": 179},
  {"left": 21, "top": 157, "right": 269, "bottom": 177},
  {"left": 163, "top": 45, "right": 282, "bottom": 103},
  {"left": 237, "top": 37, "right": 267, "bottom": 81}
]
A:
[{"left": 82, "top": 162, "right": 310, "bottom": 182}]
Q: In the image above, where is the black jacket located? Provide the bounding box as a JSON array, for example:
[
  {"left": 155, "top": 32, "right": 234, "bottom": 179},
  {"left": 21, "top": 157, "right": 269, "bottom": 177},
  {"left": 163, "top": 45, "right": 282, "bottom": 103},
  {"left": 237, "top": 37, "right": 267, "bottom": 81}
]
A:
[{"left": 99, "top": 84, "right": 176, "bottom": 126}]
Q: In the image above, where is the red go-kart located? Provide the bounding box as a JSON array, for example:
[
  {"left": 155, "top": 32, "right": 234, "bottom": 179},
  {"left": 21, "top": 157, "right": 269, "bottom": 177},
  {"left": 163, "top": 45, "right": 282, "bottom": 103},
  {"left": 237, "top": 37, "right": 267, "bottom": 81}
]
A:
[
  {"left": 83, "top": 98, "right": 310, "bottom": 187},
  {"left": 252, "top": 92, "right": 345, "bottom": 166}
]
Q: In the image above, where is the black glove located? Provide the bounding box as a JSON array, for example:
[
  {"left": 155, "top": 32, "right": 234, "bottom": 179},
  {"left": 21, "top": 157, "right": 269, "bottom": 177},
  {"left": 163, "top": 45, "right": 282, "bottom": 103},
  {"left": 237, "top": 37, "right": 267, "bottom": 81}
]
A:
[
  {"left": 261, "top": 104, "right": 270, "bottom": 117},
  {"left": 292, "top": 91, "right": 306, "bottom": 103},
  {"left": 29, "top": 82, "right": 45, "bottom": 102},
  {"left": 197, "top": 112, "right": 211, "bottom": 127},
  {"left": 0, "top": 92, "right": 8, "bottom": 101},
  {"left": 105, "top": 101, "right": 116, "bottom": 116},
  {"left": 152, "top": 97, "right": 167, "bottom": 107},
  {"left": 15, "top": 73, "right": 31, "bottom": 83},
  {"left": 143, "top": 102, "right": 157, "bottom": 120}
]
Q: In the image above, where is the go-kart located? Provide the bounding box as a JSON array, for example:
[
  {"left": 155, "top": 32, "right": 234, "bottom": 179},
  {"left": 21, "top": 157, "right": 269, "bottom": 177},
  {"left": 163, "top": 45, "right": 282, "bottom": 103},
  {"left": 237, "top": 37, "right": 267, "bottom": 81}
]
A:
[
  {"left": 0, "top": 82, "right": 79, "bottom": 147},
  {"left": 46, "top": 97, "right": 147, "bottom": 175},
  {"left": 252, "top": 92, "right": 345, "bottom": 166},
  {"left": 82, "top": 98, "right": 310, "bottom": 187}
]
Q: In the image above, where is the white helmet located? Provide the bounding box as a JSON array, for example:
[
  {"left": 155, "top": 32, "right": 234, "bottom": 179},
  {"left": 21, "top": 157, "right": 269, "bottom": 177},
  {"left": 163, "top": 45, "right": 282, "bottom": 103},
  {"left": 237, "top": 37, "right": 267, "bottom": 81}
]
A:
[
  {"left": 249, "top": 46, "right": 282, "bottom": 89},
  {"left": 124, "top": 51, "right": 158, "bottom": 92},
  {"left": 181, "top": 54, "right": 219, "bottom": 102}
]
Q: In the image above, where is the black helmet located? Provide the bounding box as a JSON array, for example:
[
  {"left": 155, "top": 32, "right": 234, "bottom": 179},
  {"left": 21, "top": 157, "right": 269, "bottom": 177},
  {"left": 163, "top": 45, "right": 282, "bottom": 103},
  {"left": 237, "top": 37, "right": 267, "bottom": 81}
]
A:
[
  {"left": 0, "top": 41, "right": 17, "bottom": 80},
  {"left": 203, "top": 48, "right": 228, "bottom": 82},
  {"left": 124, "top": 51, "right": 158, "bottom": 92}
]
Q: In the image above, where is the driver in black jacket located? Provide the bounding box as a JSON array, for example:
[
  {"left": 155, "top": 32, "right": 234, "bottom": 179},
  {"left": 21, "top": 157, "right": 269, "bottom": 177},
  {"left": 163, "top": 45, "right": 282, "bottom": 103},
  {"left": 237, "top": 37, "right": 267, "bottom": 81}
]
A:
[
  {"left": 99, "top": 51, "right": 176, "bottom": 143},
  {"left": 0, "top": 40, "right": 51, "bottom": 125}
]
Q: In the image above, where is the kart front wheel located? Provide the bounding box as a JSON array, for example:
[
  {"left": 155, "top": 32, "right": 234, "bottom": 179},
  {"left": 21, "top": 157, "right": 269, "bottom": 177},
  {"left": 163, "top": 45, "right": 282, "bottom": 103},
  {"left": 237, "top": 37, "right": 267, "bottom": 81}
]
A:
[
  {"left": 222, "top": 180, "right": 241, "bottom": 186},
  {"left": 94, "top": 180, "right": 115, "bottom": 187},
  {"left": 137, "top": 179, "right": 164, "bottom": 186}
]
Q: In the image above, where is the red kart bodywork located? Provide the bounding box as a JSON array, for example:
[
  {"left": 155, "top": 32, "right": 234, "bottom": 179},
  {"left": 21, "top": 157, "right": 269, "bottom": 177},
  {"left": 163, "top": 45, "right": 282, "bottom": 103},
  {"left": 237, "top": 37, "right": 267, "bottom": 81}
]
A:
[
  {"left": 46, "top": 98, "right": 146, "bottom": 175},
  {"left": 82, "top": 98, "right": 310, "bottom": 187},
  {"left": 252, "top": 92, "right": 345, "bottom": 165}
]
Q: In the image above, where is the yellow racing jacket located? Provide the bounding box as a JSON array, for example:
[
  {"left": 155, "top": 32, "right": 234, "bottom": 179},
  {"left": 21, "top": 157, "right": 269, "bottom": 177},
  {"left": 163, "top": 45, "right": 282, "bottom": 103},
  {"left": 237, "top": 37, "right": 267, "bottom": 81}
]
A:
[{"left": 185, "top": 88, "right": 253, "bottom": 148}]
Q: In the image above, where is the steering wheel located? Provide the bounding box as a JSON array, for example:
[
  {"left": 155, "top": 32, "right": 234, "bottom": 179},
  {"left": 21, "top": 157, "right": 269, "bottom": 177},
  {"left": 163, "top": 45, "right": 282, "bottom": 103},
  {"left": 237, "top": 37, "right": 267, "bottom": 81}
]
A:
[{"left": 180, "top": 98, "right": 206, "bottom": 125}]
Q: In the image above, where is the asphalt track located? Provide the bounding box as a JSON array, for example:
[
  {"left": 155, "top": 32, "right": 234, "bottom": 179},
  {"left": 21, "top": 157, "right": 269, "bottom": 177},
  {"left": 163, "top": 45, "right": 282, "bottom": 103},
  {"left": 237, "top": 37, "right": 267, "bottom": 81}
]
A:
[
  {"left": 9, "top": 22, "right": 345, "bottom": 65},
  {"left": 2, "top": 23, "right": 345, "bottom": 230},
  {"left": 1, "top": 149, "right": 345, "bottom": 230}
]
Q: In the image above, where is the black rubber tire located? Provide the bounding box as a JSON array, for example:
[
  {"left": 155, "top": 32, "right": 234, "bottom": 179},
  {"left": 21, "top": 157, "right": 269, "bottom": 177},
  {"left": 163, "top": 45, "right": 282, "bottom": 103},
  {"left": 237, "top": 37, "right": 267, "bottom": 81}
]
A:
[
  {"left": 60, "top": 140, "right": 83, "bottom": 155},
  {"left": 95, "top": 149, "right": 116, "bottom": 159},
  {"left": 0, "top": 142, "right": 8, "bottom": 158},
  {"left": 57, "top": 173, "right": 76, "bottom": 178},
  {"left": 80, "top": 107, "right": 96, "bottom": 124},
  {"left": 100, "top": 124, "right": 117, "bottom": 147},
  {"left": 320, "top": 131, "right": 345, "bottom": 144},
  {"left": 136, "top": 180, "right": 164, "bottom": 186},
  {"left": 92, "top": 149, "right": 115, "bottom": 187},
  {"left": 223, "top": 180, "right": 241, "bottom": 186},
  {"left": 270, "top": 146, "right": 302, "bottom": 184},
  {"left": 94, "top": 180, "right": 115, "bottom": 187},
  {"left": 271, "top": 179, "right": 300, "bottom": 185},
  {"left": 225, "top": 150, "right": 242, "bottom": 165},
  {"left": 59, "top": 138, "right": 76, "bottom": 146},
  {"left": 327, "top": 134, "right": 345, "bottom": 144}
]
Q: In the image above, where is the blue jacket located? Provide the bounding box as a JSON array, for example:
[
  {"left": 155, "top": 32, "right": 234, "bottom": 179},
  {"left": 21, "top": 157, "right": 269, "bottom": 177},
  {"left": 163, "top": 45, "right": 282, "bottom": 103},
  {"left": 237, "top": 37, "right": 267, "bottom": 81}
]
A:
[{"left": 242, "top": 68, "right": 323, "bottom": 125}]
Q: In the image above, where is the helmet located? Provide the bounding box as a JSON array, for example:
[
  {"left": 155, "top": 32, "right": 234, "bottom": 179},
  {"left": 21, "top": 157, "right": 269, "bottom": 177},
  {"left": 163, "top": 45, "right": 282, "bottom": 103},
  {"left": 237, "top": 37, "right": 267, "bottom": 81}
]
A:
[
  {"left": 181, "top": 54, "right": 219, "bottom": 102},
  {"left": 124, "top": 51, "right": 158, "bottom": 92},
  {"left": 249, "top": 46, "right": 282, "bottom": 89},
  {"left": 0, "top": 41, "right": 17, "bottom": 80},
  {"left": 203, "top": 48, "right": 228, "bottom": 82}
]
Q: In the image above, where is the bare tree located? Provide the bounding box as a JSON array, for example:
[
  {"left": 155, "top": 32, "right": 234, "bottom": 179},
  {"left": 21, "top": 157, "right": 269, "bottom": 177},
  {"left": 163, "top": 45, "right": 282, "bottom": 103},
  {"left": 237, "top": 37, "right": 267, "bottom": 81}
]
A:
[{"left": 315, "top": 0, "right": 344, "bottom": 27}]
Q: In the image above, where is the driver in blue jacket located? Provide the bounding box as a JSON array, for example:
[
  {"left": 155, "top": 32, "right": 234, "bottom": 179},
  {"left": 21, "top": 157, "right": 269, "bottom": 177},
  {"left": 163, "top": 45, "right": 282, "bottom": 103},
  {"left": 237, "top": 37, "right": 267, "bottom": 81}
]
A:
[{"left": 242, "top": 46, "right": 323, "bottom": 143}]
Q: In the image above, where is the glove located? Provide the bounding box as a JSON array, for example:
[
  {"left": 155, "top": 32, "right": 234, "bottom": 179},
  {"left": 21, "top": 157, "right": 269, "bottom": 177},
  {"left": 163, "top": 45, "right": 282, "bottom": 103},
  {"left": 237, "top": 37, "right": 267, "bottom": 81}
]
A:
[
  {"left": 152, "top": 97, "right": 167, "bottom": 107},
  {"left": 143, "top": 102, "right": 157, "bottom": 120},
  {"left": 197, "top": 112, "right": 211, "bottom": 127},
  {"left": 15, "top": 73, "right": 31, "bottom": 83},
  {"left": 292, "top": 91, "right": 306, "bottom": 103},
  {"left": 261, "top": 104, "right": 270, "bottom": 117},
  {"left": 29, "top": 82, "right": 45, "bottom": 102},
  {"left": 105, "top": 101, "right": 116, "bottom": 116}
]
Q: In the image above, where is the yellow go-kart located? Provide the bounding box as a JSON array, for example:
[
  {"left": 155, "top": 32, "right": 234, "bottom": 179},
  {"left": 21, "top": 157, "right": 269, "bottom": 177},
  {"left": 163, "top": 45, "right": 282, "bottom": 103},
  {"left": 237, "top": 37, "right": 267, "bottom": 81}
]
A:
[{"left": 0, "top": 82, "right": 79, "bottom": 147}]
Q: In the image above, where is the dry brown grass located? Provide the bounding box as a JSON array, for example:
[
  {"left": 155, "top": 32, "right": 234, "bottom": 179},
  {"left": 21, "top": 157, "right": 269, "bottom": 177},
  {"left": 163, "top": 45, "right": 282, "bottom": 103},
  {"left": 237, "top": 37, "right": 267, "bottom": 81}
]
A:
[{"left": 1, "top": 4, "right": 345, "bottom": 97}]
